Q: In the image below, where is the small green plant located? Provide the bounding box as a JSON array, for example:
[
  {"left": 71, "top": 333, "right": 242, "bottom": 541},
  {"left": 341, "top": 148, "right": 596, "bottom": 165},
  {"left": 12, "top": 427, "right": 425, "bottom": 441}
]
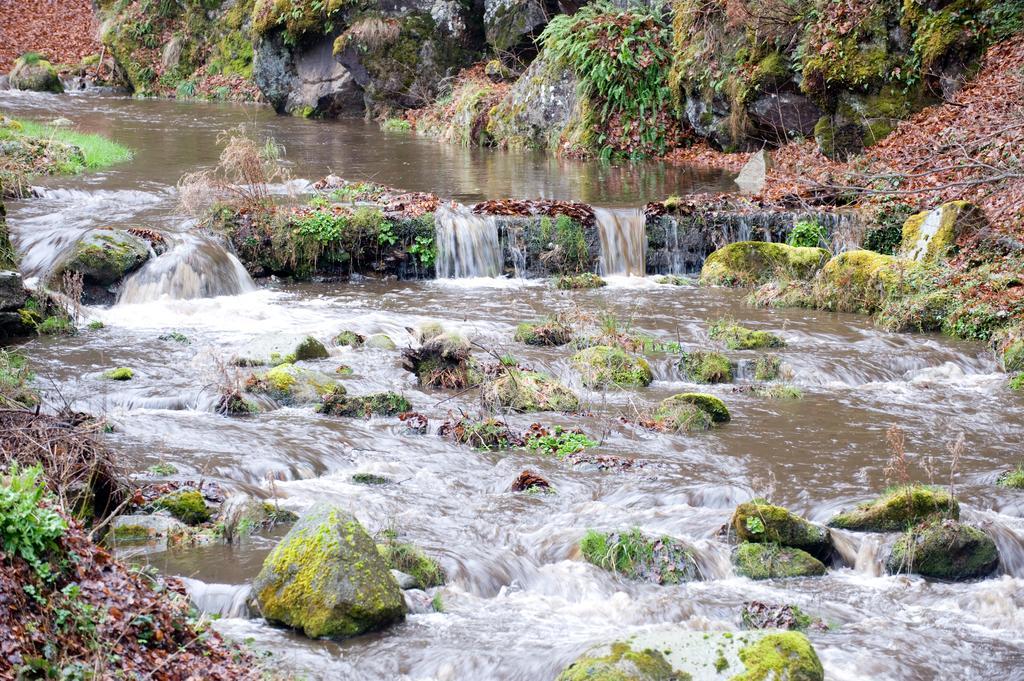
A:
[
  {"left": 147, "top": 463, "right": 178, "bottom": 476},
  {"left": 996, "top": 463, "right": 1024, "bottom": 489},
  {"left": 431, "top": 593, "right": 445, "bottom": 612},
  {"left": 37, "top": 315, "right": 75, "bottom": 336},
  {"left": 158, "top": 331, "right": 190, "bottom": 344},
  {"left": 786, "top": 220, "right": 827, "bottom": 248},
  {"left": 524, "top": 427, "right": 597, "bottom": 459},
  {"left": 0, "top": 349, "right": 39, "bottom": 408},
  {"left": 381, "top": 118, "right": 412, "bottom": 132},
  {"left": 409, "top": 235, "right": 436, "bottom": 267},
  {"left": 0, "top": 465, "right": 67, "bottom": 577},
  {"left": 87, "top": 320, "right": 104, "bottom": 330},
  {"left": 19, "top": 52, "right": 44, "bottom": 65},
  {"left": 745, "top": 515, "right": 766, "bottom": 535}
]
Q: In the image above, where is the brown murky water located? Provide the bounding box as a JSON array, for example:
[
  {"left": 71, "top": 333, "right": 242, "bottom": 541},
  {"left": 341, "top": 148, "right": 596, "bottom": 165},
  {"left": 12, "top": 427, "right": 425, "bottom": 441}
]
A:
[{"left": 3, "top": 90, "right": 1024, "bottom": 681}]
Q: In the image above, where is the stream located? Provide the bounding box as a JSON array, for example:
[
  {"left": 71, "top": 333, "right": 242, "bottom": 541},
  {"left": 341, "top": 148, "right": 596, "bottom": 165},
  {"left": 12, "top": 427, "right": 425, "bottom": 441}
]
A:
[{"left": 2, "top": 90, "right": 1024, "bottom": 681}]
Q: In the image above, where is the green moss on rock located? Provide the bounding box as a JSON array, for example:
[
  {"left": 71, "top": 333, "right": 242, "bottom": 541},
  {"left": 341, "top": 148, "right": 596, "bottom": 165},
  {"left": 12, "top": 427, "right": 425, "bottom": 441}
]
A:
[
  {"left": 334, "top": 330, "right": 365, "bottom": 347},
  {"left": 481, "top": 369, "right": 581, "bottom": 412},
  {"left": 318, "top": 388, "right": 410, "bottom": 417},
  {"left": 827, "top": 486, "right": 959, "bottom": 532},
  {"left": 900, "top": 201, "right": 985, "bottom": 263},
  {"left": 514, "top": 320, "right": 573, "bottom": 346},
  {"left": 732, "top": 542, "right": 827, "bottom": 580},
  {"left": 709, "top": 320, "right": 785, "bottom": 350},
  {"left": 731, "top": 501, "right": 830, "bottom": 559},
  {"left": 734, "top": 632, "right": 825, "bottom": 681},
  {"left": 155, "top": 490, "right": 210, "bottom": 525},
  {"left": 679, "top": 350, "right": 732, "bottom": 384},
  {"left": 699, "top": 242, "right": 829, "bottom": 288},
  {"left": 650, "top": 396, "right": 714, "bottom": 433},
  {"left": 292, "top": 336, "right": 330, "bottom": 361},
  {"left": 103, "top": 367, "right": 134, "bottom": 381},
  {"left": 886, "top": 519, "right": 999, "bottom": 581},
  {"left": 377, "top": 540, "right": 445, "bottom": 589},
  {"left": 556, "top": 273, "right": 607, "bottom": 290},
  {"left": 252, "top": 503, "right": 405, "bottom": 639},
  {"left": 9, "top": 57, "right": 63, "bottom": 93},
  {"left": 556, "top": 641, "right": 678, "bottom": 681},
  {"left": 572, "top": 346, "right": 653, "bottom": 389},
  {"left": 663, "top": 393, "right": 730, "bottom": 425},
  {"left": 812, "top": 250, "right": 916, "bottom": 315},
  {"left": 997, "top": 464, "right": 1024, "bottom": 488},
  {"left": 753, "top": 354, "right": 782, "bottom": 381},
  {"left": 580, "top": 528, "right": 702, "bottom": 585}
]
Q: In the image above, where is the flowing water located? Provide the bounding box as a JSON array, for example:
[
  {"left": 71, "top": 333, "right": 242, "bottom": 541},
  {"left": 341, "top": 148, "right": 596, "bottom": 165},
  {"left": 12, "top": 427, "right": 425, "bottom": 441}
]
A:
[
  {"left": 434, "top": 205, "right": 503, "bottom": 279},
  {"left": 594, "top": 207, "right": 647, "bottom": 277},
  {"left": 3, "top": 91, "right": 1024, "bottom": 681}
]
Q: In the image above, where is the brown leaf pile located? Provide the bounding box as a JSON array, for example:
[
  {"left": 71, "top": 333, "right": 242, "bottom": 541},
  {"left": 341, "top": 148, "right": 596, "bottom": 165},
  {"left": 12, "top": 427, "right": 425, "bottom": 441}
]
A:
[
  {"left": 0, "top": 0, "right": 100, "bottom": 71},
  {"left": 472, "top": 199, "right": 596, "bottom": 226},
  {"left": 510, "top": 469, "right": 551, "bottom": 492},
  {"left": 0, "top": 515, "right": 257, "bottom": 679}
]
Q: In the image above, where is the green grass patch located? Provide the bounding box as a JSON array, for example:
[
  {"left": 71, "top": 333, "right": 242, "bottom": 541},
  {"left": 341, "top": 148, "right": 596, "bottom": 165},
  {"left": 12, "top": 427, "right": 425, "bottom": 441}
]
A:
[{"left": 2, "top": 117, "right": 133, "bottom": 173}]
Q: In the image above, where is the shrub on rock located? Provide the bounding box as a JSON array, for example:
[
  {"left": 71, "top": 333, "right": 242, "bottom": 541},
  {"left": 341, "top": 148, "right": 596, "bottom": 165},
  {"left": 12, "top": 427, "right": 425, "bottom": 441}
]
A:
[
  {"left": 827, "top": 486, "right": 958, "bottom": 532},
  {"left": 886, "top": 519, "right": 999, "bottom": 580},
  {"left": 699, "top": 241, "right": 829, "bottom": 287},
  {"left": 572, "top": 345, "right": 653, "bottom": 388},
  {"left": 252, "top": 503, "right": 405, "bottom": 639},
  {"left": 246, "top": 363, "right": 341, "bottom": 405}
]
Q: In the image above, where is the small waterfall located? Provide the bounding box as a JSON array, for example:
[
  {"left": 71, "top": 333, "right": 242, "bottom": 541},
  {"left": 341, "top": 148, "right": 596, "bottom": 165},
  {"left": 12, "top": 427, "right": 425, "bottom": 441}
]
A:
[
  {"left": 829, "top": 529, "right": 887, "bottom": 576},
  {"left": 118, "top": 234, "right": 256, "bottom": 304},
  {"left": 180, "top": 578, "right": 253, "bottom": 618},
  {"left": 594, "top": 208, "right": 646, "bottom": 276},
  {"left": 434, "top": 204, "right": 502, "bottom": 278}
]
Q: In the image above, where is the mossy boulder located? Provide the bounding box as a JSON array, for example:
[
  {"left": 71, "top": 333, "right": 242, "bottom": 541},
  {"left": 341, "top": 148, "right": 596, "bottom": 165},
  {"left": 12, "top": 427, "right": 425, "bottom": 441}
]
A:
[
  {"left": 252, "top": 503, "right": 405, "bottom": 639},
  {"left": 811, "top": 250, "right": 915, "bottom": 315},
  {"left": 364, "top": 333, "right": 397, "bottom": 350},
  {"left": 827, "top": 486, "right": 959, "bottom": 532},
  {"left": 334, "top": 330, "right": 365, "bottom": 347},
  {"left": 317, "top": 388, "right": 411, "bottom": 417},
  {"left": 900, "top": 201, "right": 985, "bottom": 263},
  {"left": 708, "top": 320, "right": 785, "bottom": 350},
  {"left": 9, "top": 57, "right": 63, "bottom": 93},
  {"left": 731, "top": 502, "right": 830, "bottom": 560},
  {"left": 699, "top": 242, "right": 829, "bottom": 288},
  {"left": 732, "top": 542, "right": 827, "bottom": 580},
  {"left": 558, "top": 628, "right": 824, "bottom": 681},
  {"left": 556, "top": 273, "right": 606, "bottom": 290},
  {"left": 292, "top": 336, "right": 329, "bottom": 361},
  {"left": 580, "top": 528, "right": 702, "bottom": 585},
  {"left": 679, "top": 350, "right": 732, "bottom": 383},
  {"left": 103, "top": 367, "right": 133, "bottom": 381},
  {"left": 572, "top": 345, "right": 653, "bottom": 389},
  {"left": 376, "top": 540, "right": 445, "bottom": 589},
  {"left": 481, "top": 369, "right": 580, "bottom": 412},
  {"left": 886, "top": 519, "right": 999, "bottom": 581},
  {"left": 514, "top": 320, "right": 573, "bottom": 346},
  {"left": 56, "top": 229, "right": 150, "bottom": 288},
  {"left": 154, "top": 490, "right": 211, "bottom": 525},
  {"left": 651, "top": 393, "right": 730, "bottom": 433},
  {"left": 247, "top": 363, "right": 341, "bottom": 405}
]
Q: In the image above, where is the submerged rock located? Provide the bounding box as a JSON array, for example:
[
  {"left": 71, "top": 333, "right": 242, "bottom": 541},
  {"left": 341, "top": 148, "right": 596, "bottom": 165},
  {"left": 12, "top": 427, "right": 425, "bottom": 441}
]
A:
[
  {"left": 580, "top": 528, "right": 702, "bottom": 585},
  {"left": 731, "top": 501, "right": 830, "bottom": 560},
  {"left": 699, "top": 242, "right": 829, "bottom": 288},
  {"left": 827, "top": 486, "right": 959, "bottom": 532},
  {"left": 481, "top": 369, "right": 580, "bottom": 412},
  {"left": 732, "top": 542, "right": 827, "bottom": 580},
  {"left": 9, "top": 56, "right": 63, "bottom": 93},
  {"left": 572, "top": 345, "right": 653, "bottom": 389},
  {"left": 364, "top": 333, "right": 396, "bottom": 350},
  {"left": 886, "top": 519, "right": 999, "bottom": 581},
  {"left": 557, "top": 628, "right": 824, "bottom": 681},
  {"left": 252, "top": 503, "right": 405, "bottom": 639}
]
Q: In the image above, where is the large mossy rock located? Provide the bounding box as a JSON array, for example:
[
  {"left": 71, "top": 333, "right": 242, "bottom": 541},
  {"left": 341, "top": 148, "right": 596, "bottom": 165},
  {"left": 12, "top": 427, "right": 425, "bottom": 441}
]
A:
[
  {"left": 731, "top": 501, "right": 830, "bottom": 560},
  {"left": 9, "top": 57, "right": 63, "bottom": 93},
  {"left": 557, "top": 628, "right": 824, "bottom": 681},
  {"left": 580, "top": 528, "right": 702, "bottom": 585},
  {"left": 481, "top": 369, "right": 580, "bottom": 412},
  {"left": 55, "top": 229, "right": 150, "bottom": 289},
  {"left": 252, "top": 503, "right": 405, "bottom": 639},
  {"left": 900, "top": 201, "right": 985, "bottom": 263},
  {"left": 651, "top": 393, "right": 729, "bottom": 432},
  {"left": 679, "top": 350, "right": 732, "bottom": 384},
  {"left": 827, "top": 486, "right": 959, "bottom": 532},
  {"left": 484, "top": 0, "right": 549, "bottom": 53},
  {"left": 811, "top": 250, "right": 915, "bottom": 315},
  {"left": 572, "top": 345, "right": 653, "bottom": 389},
  {"left": 886, "top": 519, "right": 999, "bottom": 581},
  {"left": 699, "top": 242, "right": 829, "bottom": 288},
  {"left": 246, "top": 362, "right": 341, "bottom": 405},
  {"left": 487, "top": 53, "right": 582, "bottom": 152},
  {"left": 733, "top": 542, "right": 827, "bottom": 580}
]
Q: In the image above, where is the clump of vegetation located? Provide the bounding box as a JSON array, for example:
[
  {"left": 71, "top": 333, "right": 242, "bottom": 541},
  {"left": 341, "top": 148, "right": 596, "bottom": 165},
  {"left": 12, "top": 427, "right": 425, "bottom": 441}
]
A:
[
  {"left": 864, "top": 202, "right": 916, "bottom": 255},
  {"left": 555, "top": 272, "right": 606, "bottom": 290},
  {"left": 753, "top": 354, "right": 782, "bottom": 381},
  {"left": 381, "top": 118, "right": 413, "bottom": 132},
  {"left": 402, "top": 332, "right": 479, "bottom": 390},
  {"left": 786, "top": 220, "right": 827, "bottom": 249},
  {"left": 524, "top": 426, "right": 597, "bottom": 458},
  {"left": 318, "top": 388, "right": 411, "bottom": 418},
  {"left": 352, "top": 473, "right": 390, "bottom": 485},
  {"left": 0, "top": 465, "right": 67, "bottom": 576},
  {"left": 580, "top": 528, "right": 702, "bottom": 584},
  {"left": 679, "top": 349, "right": 732, "bottom": 383},
  {"left": 102, "top": 367, "right": 134, "bottom": 381},
  {"left": 742, "top": 601, "right": 823, "bottom": 632},
  {"left": 536, "top": 215, "right": 591, "bottom": 273},
  {"left": 154, "top": 489, "right": 211, "bottom": 525},
  {"left": 335, "top": 330, "right": 366, "bottom": 347},
  {"left": 481, "top": 369, "right": 581, "bottom": 412},
  {"left": 572, "top": 345, "right": 653, "bottom": 389},
  {"left": 377, "top": 534, "right": 446, "bottom": 589},
  {"left": 515, "top": 319, "right": 574, "bottom": 346},
  {"left": 439, "top": 415, "right": 523, "bottom": 450},
  {"left": 996, "top": 463, "right": 1024, "bottom": 489},
  {"left": 751, "top": 384, "right": 803, "bottom": 400},
  {"left": 0, "top": 350, "right": 39, "bottom": 409},
  {"left": 827, "top": 485, "right": 959, "bottom": 532},
  {"left": 709, "top": 319, "right": 786, "bottom": 350},
  {"left": 541, "top": 2, "right": 677, "bottom": 158}
]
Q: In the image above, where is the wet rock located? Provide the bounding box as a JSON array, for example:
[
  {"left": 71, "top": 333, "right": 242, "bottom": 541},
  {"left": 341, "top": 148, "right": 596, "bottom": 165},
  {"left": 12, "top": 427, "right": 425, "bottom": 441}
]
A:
[
  {"left": 580, "top": 528, "right": 702, "bottom": 585},
  {"left": 484, "top": 0, "right": 549, "bottom": 53},
  {"left": 390, "top": 569, "right": 419, "bottom": 590},
  {"left": 402, "top": 588, "right": 436, "bottom": 615},
  {"left": 649, "top": 393, "right": 729, "bottom": 433},
  {"left": 253, "top": 32, "right": 364, "bottom": 117},
  {"left": 679, "top": 350, "right": 732, "bottom": 384},
  {"left": 555, "top": 272, "right": 606, "bottom": 290},
  {"left": 699, "top": 241, "right": 829, "bottom": 288},
  {"left": 557, "top": 628, "right": 823, "bottom": 681},
  {"left": 252, "top": 503, "right": 405, "bottom": 639},
  {"left": 811, "top": 250, "right": 915, "bottom": 315},
  {"left": 731, "top": 501, "right": 830, "bottom": 560},
  {"left": 886, "top": 519, "right": 999, "bottom": 581},
  {"left": 510, "top": 469, "right": 551, "bottom": 493},
  {"left": 827, "top": 486, "right": 959, "bottom": 532},
  {"left": 0, "top": 271, "right": 28, "bottom": 315},
  {"left": 732, "top": 542, "right": 827, "bottom": 579},
  {"left": 572, "top": 345, "right": 653, "bottom": 389},
  {"left": 154, "top": 489, "right": 211, "bottom": 526},
  {"left": 514, "top": 319, "right": 573, "bottom": 346},
  {"left": 292, "top": 336, "right": 329, "bottom": 361},
  {"left": 352, "top": 473, "right": 391, "bottom": 485},
  {"left": 708, "top": 320, "right": 785, "bottom": 350},
  {"left": 741, "top": 601, "right": 825, "bottom": 632},
  {"left": 747, "top": 92, "right": 821, "bottom": 144},
  {"left": 481, "top": 369, "right": 580, "bottom": 412},
  {"left": 110, "top": 514, "right": 187, "bottom": 540},
  {"left": 8, "top": 57, "right": 63, "bottom": 93},
  {"left": 317, "top": 388, "right": 411, "bottom": 417},
  {"left": 54, "top": 229, "right": 150, "bottom": 299},
  {"left": 245, "top": 362, "right": 341, "bottom": 405},
  {"left": 487, "top": 54, "right": 581, "bottom": 152},
  {"left": 900, "top": 201, "right": 986, "bottom": 263},
  {"left": 377, "top": 540, "right": 445, "bottom": 589},
  {"left": 334, "top": 330, "right": 365, "bottom": 347},
  {"left": 364, "top": 333, "right": 396, "bottom": 350},
  {"left": 219, "top": 494, "right": 298, "bottom": 543}
]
